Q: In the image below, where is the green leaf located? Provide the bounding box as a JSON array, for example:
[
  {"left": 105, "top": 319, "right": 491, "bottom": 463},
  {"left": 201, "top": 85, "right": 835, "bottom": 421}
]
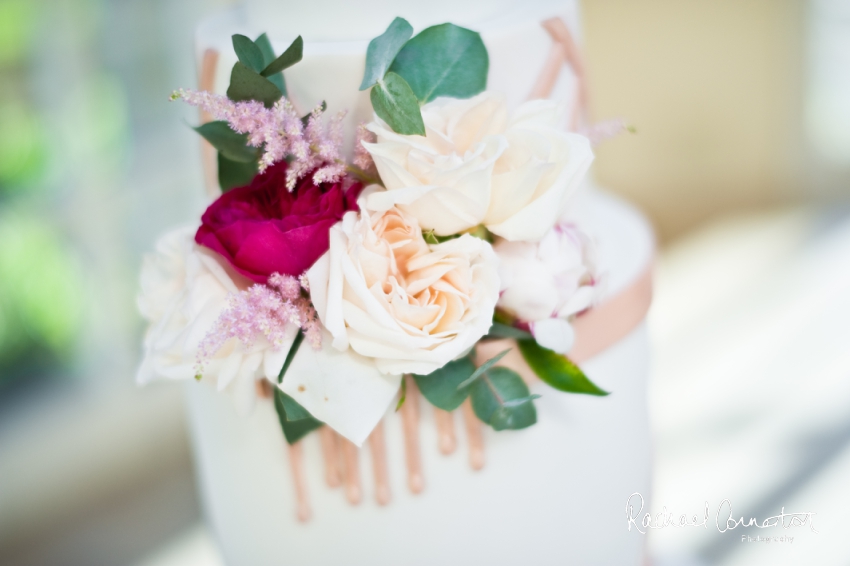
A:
[
  {"left": 226, "top": 62, "right": 282, "bottom": 108},
  {"left": 485, "top": 322, "right": 533, "bottom": 341},
  {"left": 517, "top": 339, "right": 610, "bottom": 396},
  {"left": 359, "top": 17, "right": 414, "bottom": 90},
  {"left": 413, "top": 357, "right": 476, "bottom": 411},
  {"left": 388, "top": 23, "right": 488, "bottom": 102},
  {"left": 232, "top": 34, "right": 265, "bottom": 72},
  {"left": 395, "top": 376, "right": 407, "bottom": 411},
  {"left": 470, "top": 367, "right": 537, "bottom": 431},
  {"left": 217, "top": 152, "right": 257, "bottom": 191},
  {"left": 370, "top": 72, "right": 425, "bottom": 136},
  {"left": 281, "top": 391, "right": 313, "bottom": 421},
  {"left": 254, "top": 33, "right": 275, "bottom": 64},
  {"left": 194, "top": 121, "right": 258, "bottom": 163},
  {"left": 254, "top": 33, "right": 286, "bottom": 94},
  {"left": 277, "top": 330, "right": 305, "bottom": 384},
  {"left": 261, "top": 36, "right": 303, "bottom": 77},
  {"left": 465, "top": 224, "right": 493, "bottom": 243},
  {"left": 274, "top": 388, "right": 323, "bottom": 444},
  {"left": 457, "top": 348, "right": 511, "bottom": 390},
  {"left": 423, "top": 230, "right": 440, "bottom": 245}
]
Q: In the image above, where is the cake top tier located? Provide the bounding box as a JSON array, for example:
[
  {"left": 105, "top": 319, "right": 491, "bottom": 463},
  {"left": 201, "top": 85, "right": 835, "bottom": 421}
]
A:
[{"left": 244, "top": 0, "right": 570, "bottom": 40}]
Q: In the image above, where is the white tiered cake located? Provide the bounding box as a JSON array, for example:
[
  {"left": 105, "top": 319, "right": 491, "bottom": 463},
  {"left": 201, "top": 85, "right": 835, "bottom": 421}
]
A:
[{"left": 184, "top": 2, "right": 654, "bottom": 564}]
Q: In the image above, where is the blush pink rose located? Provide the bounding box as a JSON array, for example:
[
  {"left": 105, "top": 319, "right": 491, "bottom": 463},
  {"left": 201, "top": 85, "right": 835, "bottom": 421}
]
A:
[{"left": 195, "top": 161, "right": 362, "bottom": 283}]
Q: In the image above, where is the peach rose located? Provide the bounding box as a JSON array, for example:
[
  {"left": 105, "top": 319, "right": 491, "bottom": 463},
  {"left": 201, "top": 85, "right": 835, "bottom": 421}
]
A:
[{"left": 307, "top": 203, "right": 500, "bottom": 375}]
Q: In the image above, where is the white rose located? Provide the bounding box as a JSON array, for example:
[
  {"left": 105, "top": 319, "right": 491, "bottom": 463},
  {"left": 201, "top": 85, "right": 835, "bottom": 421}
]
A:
[
  {"left": 307, "top": 205, "right": 500, "bottom": 376},
  {"left": 137, "top": 227, "right": 289, "bottom": 413},
  {"left": 364, "top": 91, "right": 594, "bottom": 241},
  {"left": 494, "top": 223, "right": 603, "bottom": 353}
]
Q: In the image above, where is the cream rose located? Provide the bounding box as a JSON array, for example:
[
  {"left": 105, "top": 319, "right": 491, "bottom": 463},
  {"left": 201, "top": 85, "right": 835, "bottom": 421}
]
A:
[
  {"left": 307, "top": 205, "right": 500, "bottom": 375},
  {"left": 364, "top": 91, "right": 594, "bottom": 241},
  {"left": 137, "top": 227, "right": 289, "bottom": 413},
  {"left": 495, "top": 223, "right": 603, "bottom": 353}
]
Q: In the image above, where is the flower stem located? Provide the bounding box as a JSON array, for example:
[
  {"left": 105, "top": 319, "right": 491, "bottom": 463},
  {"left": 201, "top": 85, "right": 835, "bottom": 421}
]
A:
[{"left": 345, "top": 164, "right": 382, "bottom": 186}]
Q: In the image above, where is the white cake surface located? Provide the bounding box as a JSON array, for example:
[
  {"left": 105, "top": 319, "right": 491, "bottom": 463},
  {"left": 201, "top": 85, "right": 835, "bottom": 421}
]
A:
[{"left": 186, "top": 4, "right": 654, "bottom": 564}]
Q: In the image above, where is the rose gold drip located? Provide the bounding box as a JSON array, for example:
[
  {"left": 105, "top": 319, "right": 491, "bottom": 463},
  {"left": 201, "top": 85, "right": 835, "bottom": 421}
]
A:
[
  {"left": 461, "top": 399, "right": 485, "bottom": 470},
  {"left": 287, "top": 442, "right": 311, "bottom": 522},
  {"left": 433, "top": 409, "right": 457, "bottom": 455},
  {"left": 528, "top": 41, "right": 566, "bottom": 100},
  {"left": 255, "top": 379, "right": 274, "bottom": 399},
  {"left": 341, "top": 438, "right": 362, "bottom": 504},
  {"left": 542, "top": 17, "right": 589, "bottom": 130},
  {"left": 368, "top": 421, "right": 391, "bottom": 505},
  {"left": 318, "top": 426, "right": 342, "bottom": 488},
  {"left": 197, "top": 48, "right": 220, "bottom": 199},
  {"left": 399, "top": 375, "right": 424, "bottom": 493}
]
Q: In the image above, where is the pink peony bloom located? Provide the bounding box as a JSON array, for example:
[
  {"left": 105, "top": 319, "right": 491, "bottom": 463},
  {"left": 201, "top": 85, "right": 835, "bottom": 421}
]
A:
[{"left": 195, "top": 160, "right": 362, "bottom": 284}]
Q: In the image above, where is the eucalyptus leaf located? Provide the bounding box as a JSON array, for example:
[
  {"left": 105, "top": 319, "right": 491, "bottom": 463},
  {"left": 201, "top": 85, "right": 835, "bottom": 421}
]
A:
[
  {"left": 232, "top": 34, "right": 265, "bottom": 72},
  {"left": 227, "top": 62, "right": 282, "bottom": 108},
  {"left": 389, "top": 23, "right": 488, "bottom": 102},
  {"left": 359, "top": 17, "right": 414, "bottom": 90},
  {"left": 217, "top": 152, "right": 257, "bottom": 191},
  {"left": 502, "top": 394, "right": 541, "bottom": 408},
  {"left": 518, "top": 339, "right": 609, "bottom": 396},
  {"left": 470, "top": 367, "right": 537, "bottom": 431},
  {"left": 413, "top": 357, "right": 475, "bottom": 411},
  {"left": 456, "top": 348, "right": 510, "bottom": 390},
  {"left": 261, "top": 36, "right": 303, "bottom": 77},
  {"left": 254, "top": 32, "right": 286, "bottom": 94},
  {"left": 485, "top": 322, "right": 533, "bottom": 341},
  {"left": 194, "top": 121, "right": 258, "bottom": 163},
  {"left": 489, "top": 404, "right": 537, "bottom": 431},
  {"left": 370, "top": 72, "right": 425, "bottom": 135},
  {"left": 274, "top": 388, "right": 323, "bottom": 444}
]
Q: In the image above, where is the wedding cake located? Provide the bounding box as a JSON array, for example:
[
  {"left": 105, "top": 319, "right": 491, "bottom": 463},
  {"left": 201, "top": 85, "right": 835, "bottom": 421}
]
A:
[{"left": 139, "top": 1, "right": 655, "bottom": 564}]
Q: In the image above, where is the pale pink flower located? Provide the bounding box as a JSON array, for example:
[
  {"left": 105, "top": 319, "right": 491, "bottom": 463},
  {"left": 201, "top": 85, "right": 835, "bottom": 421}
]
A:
[{"left": 581, "top": 118, "right": 633, "bottom": 146}]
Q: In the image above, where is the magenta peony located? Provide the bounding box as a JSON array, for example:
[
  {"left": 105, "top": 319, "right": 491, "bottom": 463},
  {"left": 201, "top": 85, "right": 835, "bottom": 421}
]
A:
[{"left": 195, "top": 161, "right": 362, "bottom": 283}]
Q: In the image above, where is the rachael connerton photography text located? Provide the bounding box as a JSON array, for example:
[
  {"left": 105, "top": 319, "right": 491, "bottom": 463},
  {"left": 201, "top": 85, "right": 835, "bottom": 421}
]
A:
[{"left": 625, "top": 493, "right": 819, "bottom": 535}]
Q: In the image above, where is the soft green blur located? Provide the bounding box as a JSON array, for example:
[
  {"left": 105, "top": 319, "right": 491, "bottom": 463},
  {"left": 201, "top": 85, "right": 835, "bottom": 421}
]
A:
[
  {"left": 0, "top": 0, "right": 123, "bottom": 385},
  {"left": 0, "top": 209, "right": 85, "bottom": 381}
]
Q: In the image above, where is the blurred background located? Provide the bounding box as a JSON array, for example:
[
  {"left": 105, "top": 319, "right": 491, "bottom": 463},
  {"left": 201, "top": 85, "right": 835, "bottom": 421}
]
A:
[{"left": 0, "top": 0, "right": 848, "bottom": 564}]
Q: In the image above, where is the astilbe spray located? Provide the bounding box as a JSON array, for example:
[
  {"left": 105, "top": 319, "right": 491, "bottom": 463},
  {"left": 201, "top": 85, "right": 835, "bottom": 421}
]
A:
[
  {"left": 196, "top": 273, "right": 323, "bottom": 378},
  {"left": 172, "top": 89, "right": 346, "bottom": 190}
]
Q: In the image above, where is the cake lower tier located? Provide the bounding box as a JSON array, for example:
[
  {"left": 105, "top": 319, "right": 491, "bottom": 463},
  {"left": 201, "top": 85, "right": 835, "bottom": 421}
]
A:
[{"left": 182, "top": 189, "right": 654, "bottom": 566}]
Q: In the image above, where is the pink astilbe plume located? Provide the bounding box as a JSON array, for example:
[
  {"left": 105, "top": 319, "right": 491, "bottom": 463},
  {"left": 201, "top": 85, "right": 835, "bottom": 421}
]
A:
[
  {"left": 172, "top": 89, "right": 346, "bottom": 190},
  {"left": 196, "top": 273, "right": 323, "bottom": 376},
  {"left": 288, "top": 106, "right": 347, "bottom": 187},
  {"left": 353, "top": 123, "right": 377, "bottom": 174}
]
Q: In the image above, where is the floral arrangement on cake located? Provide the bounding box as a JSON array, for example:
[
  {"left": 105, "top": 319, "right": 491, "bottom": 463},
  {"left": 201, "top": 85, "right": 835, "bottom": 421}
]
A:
[{"left": 139, "top": 17, "right": 611, "bottom": 448}]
